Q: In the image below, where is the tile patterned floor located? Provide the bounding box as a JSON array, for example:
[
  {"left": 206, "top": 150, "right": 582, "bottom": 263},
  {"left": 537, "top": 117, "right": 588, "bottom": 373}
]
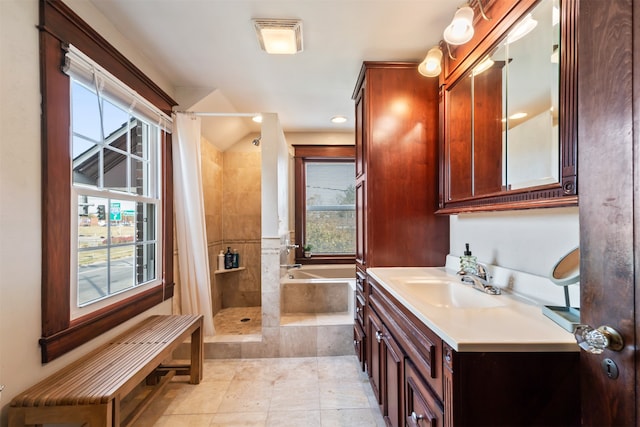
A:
[
  {"left": 214, "top": 307, "right": 262, "bottom": 336},
  {"left": 135, "top": 356, "right": 385, "bottom": 426}
]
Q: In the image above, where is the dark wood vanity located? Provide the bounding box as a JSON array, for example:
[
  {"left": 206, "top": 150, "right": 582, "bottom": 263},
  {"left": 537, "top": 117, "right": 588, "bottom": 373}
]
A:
[
  {"left": 365, "top": 273, "right": 579, "bottom": 427},
  {"left": 352, "top": 0, "right": 583, "bottom": 425}
]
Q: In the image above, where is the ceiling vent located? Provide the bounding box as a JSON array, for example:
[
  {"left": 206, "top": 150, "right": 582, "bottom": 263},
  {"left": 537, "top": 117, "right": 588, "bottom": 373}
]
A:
[{"left": 252, "top": 19, "right": 303, "bottom": 54}]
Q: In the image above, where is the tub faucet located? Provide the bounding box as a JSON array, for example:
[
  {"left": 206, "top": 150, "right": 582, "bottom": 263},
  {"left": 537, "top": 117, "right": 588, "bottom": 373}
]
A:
[
  {"left": 281, "top": 264, "right": 302, "bottom": 269},
  {"left": 458, "top": 263, "right": 501, "bottom": 295}
]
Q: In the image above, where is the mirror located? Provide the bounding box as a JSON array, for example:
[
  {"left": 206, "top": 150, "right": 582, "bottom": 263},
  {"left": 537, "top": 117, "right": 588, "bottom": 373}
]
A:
[
  {"left": 550, "top": 247, "right": 580, "bottom": 286},
  {"left": 499, "top": 0, "right": 560, "bottom": 190},
  {"left": 441, "top": 0, "right": 576, "bottom": 212}
]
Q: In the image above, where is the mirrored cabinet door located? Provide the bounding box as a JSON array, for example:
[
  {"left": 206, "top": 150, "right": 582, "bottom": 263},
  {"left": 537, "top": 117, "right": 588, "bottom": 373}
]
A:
[
  {"left": 502, "top": 0, "right": 560, "bottom": 191},
  {"left": 440, "top": 0, "right": 575, "bottom": 213}
]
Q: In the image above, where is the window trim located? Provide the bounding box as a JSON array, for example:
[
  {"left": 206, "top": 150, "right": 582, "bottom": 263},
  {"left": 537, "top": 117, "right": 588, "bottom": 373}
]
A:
[
  {"left": 293, "top": 145, "right": 355, "bottom": 264},
  {"left": 39, "top": 0, "right": 176, "bottom": 363}
]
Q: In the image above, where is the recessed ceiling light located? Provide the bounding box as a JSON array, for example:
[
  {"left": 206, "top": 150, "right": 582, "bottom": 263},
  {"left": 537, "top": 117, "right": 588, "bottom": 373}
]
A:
[
  {"left": 331, "top": 116, "right": 347, "bottom": 124},
  {"left": 252, "top": 115, "right": 263, "bottom": 123},
  {"left": 253, "top": 19, "right": 303, "bottom": 54}
]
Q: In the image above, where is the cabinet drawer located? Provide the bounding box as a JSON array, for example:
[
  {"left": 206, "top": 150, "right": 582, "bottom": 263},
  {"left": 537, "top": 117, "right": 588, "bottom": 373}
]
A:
[
  {"left": 406, "top": 361, "right": 444, "bottom": 427},
  {"left": 356, "top": 268, "right": 366, "bottom": 293},
  {"left": 355, "top": 291, "right": 366, "bottom": 327}
]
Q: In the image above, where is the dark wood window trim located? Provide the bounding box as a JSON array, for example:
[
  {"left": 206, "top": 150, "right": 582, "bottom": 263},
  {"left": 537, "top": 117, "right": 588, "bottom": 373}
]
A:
[
  {"left": 293, "top": 145, "right": 355, "bottom": 264},
  {"left": 38, "top": 0, "right": 176, "bottom": 363}
]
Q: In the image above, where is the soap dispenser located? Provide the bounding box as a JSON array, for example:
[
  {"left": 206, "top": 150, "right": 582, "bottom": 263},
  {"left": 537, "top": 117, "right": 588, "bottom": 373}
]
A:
[
  {"left": 232, "top": 249, "right": 239, "bottom": 268},
  {"left": 460, "top": 243, "right": 478, "bottom": 275},
  {"left": 224, "top": 247, "right": 233, "bottom": 269}
]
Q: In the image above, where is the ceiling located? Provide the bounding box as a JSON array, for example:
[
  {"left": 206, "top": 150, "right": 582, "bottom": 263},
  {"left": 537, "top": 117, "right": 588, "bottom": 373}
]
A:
[{"left": 88, "top": 0, "right": 460, "bottom": 150}]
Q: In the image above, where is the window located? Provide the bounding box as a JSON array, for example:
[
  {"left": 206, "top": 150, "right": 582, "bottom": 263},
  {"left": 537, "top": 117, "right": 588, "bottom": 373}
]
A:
[
  {"left": 294, "top": 145, "right": 355, "bottom": 263},
  {"left": 39, "top": 0, "right": 176, "bottom": 362},
  {"left": 70, "top": 73, "right": 162, "bottom": 313}
]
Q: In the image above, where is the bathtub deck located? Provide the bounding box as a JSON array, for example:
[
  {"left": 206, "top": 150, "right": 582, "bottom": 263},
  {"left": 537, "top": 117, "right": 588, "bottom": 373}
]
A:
[{"left": 280, "top": 312, "right": 352, "bottom": 327}]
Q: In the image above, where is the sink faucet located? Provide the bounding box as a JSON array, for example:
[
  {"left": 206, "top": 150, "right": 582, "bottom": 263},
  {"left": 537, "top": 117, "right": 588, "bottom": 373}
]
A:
[{"left": 458, "top": 263, "right": 501, "bottom": 295}]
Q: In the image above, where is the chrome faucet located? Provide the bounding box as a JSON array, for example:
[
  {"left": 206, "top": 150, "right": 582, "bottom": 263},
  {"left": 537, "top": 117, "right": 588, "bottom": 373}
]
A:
[
  {"left": 458, "top": 263, "right": 501, "bottom": 295},
  {"left": 281, "top": 264, "right": 302, "bottom": 269}
]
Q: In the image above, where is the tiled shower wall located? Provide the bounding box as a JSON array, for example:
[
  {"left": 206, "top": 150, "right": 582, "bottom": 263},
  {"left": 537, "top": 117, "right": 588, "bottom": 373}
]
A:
[
  {"left": 201, "top": 137, "right": 224, "bottom": 315},
  {"left": 200, "top": 136, "right": 262, "bottom": 316}
]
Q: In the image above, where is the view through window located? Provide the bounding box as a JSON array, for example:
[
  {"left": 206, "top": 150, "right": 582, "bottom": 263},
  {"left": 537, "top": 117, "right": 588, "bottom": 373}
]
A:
[
  {"left": 304, "top": 161, "right": 355, "bottom": 254},
  {"left": 71, "top": 76, "right": 161, "bottom": 310}
]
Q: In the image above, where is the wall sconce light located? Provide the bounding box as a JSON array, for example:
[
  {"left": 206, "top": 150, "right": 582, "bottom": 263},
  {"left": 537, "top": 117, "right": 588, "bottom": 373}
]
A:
[
  {"left": 443, "top": 1, "right": 490, "bottom": 46},
  {"left": 443, "top": 4, "right": 475, "bottom": 45},
  {"left": 418, "top": 46, "right": 443, "bottom": 77}
]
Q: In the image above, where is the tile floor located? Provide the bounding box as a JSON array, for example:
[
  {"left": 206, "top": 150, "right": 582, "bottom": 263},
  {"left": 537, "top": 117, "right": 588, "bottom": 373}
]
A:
[
  {"left": 135, "top": 355, "right": 385, "bottom": 427},
  {"left": 214, "top": 307, "right": 263, "bottom": 336}
]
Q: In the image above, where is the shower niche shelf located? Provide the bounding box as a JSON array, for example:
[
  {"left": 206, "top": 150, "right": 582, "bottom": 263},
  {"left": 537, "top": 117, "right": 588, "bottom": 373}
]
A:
[{"left": 214, "top": 267, "right": 246, "bottom": 274}]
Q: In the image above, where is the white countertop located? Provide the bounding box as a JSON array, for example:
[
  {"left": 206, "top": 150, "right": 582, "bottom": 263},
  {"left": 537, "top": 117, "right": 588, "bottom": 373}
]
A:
[{"left": 367, "top": 266, "right": 578, "bottom": 352}]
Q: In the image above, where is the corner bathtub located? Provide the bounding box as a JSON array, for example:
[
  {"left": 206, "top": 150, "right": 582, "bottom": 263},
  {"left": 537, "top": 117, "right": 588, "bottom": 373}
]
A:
[{"left": 280, "top": 265, "right": 356, "bottom": 314}]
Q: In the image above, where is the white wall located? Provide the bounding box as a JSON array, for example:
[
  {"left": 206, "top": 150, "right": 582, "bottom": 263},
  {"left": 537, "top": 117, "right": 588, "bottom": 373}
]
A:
[
  {"left": 450, "top": 206, "right": 579, "bottom": 277},
  {"left": 285, "top": 132, "right": 354, "bottom": 146},
  {"left": 0, "top": 0, "right": 173, "bottom": 420}
]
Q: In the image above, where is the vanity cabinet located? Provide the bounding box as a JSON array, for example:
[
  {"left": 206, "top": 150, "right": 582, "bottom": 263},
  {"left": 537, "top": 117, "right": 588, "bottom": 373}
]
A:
[
  {"left": 352, "top": 61, "right": 450, "bottom": 373},
  {"left": 366, "top": 274, "right": 579, "bottom": 427},
  {"left": 367, "top": 276, "right": 443, "bottom": 427}
]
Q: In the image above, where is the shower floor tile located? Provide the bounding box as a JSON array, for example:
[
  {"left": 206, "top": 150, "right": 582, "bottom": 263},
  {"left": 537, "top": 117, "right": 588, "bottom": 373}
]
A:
[{"left": 214, "top": 306, "right": 262, "bottom": 336}]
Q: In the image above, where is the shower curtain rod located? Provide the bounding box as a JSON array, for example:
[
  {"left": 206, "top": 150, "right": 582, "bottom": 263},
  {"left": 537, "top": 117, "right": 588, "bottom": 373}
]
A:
[{"left": 173, "top": 111, "right": 260, "bottom": 118}]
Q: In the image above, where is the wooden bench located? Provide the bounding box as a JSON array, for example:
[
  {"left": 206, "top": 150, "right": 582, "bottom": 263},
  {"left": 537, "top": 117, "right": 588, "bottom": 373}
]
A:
[{"left": 8, "top": 314, "right": 203, "bottom": 427}]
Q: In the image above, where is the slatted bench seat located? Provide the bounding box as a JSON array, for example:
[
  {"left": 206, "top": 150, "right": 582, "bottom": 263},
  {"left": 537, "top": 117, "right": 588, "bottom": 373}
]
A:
[{"left": 8, "top": 314, "right": 203, "bottom": 427}]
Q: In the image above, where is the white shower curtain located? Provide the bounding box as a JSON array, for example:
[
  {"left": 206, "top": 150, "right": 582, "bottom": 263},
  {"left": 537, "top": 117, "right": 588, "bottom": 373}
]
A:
[{"left": 172, "top": 113, "right": 215, "bottom": 336}]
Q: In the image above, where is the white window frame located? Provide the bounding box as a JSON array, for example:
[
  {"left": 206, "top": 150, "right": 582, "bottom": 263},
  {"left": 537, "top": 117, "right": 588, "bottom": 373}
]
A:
[{"left": 65, "top": 48, "right": 167, "bottom": 319}]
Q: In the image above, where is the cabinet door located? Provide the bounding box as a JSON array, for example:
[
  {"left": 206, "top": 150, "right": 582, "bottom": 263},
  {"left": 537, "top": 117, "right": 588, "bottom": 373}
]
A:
[
  {"left": 353, "top": 323, "right": 365, "bottom": 371},
  {"left": 382, "top": 325, "right": 404, "bottom": 427},
  {"left": 355, "top": 178, "right": 366, "bottom": 267},
  {"left": 366, "top": 308, "right": 383, "bottom": 404},
  {"left": 406, "top": 361, "right": 444, "bottom": 427},
  {"left": 355, "top": 85, "right": 365, "bottom": 179}
]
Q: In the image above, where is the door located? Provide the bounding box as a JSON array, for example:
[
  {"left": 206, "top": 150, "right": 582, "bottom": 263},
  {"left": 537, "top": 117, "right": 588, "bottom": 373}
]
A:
[{"left": 577, "top": 0, "right": 637, "bottom": 425}]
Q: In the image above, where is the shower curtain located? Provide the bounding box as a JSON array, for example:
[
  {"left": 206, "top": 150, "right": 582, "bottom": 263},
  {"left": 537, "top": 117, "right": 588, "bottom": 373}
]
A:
[{"left": 172, "top": 113, "right": 215, "bottom": 336}]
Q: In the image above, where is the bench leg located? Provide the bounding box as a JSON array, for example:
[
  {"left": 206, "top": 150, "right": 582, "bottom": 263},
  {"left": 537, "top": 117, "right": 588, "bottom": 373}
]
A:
[{"left": 190, "top": 322, "right": 203, "bottom": 384}]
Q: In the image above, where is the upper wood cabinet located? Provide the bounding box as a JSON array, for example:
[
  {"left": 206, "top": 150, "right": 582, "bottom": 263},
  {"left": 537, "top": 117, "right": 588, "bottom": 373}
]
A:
[
  {"left": 352, "top": 62, "right": 450, "bottom": 269},
  {"left": 439, "top": 0, "right": 578, "bottom": 213}
]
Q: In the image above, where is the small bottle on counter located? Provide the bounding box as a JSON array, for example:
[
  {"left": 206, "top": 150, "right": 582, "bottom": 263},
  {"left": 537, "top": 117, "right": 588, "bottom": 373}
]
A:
[
  {"left": 224, "top": 247, "right": 233, "bottom": 269},
  {"left": 459, "top": 243, "right": 478, "bottom": 275},
  {"left": 217, "top": 250, "right": 225, "bottom": 271},
  {"left": 232, "top": 249, "right": 239, "bottom": 268}
]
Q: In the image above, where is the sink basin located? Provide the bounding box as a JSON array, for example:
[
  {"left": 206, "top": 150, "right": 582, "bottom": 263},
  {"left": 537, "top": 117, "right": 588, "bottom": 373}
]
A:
[{"left": 397, "top": 278, "right": 506, "bottom": 309}]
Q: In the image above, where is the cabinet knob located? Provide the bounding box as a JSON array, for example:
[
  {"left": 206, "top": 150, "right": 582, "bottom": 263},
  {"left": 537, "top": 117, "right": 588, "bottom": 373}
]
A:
[
  {"left": 411, "top": 411, "right": 424, "bottom": 422},
  {"left": 375, "top": 330, "right": 383, "bottom": 343},
  {"left": 574, "top": 325, "right": 624, "bottom": 354}
]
